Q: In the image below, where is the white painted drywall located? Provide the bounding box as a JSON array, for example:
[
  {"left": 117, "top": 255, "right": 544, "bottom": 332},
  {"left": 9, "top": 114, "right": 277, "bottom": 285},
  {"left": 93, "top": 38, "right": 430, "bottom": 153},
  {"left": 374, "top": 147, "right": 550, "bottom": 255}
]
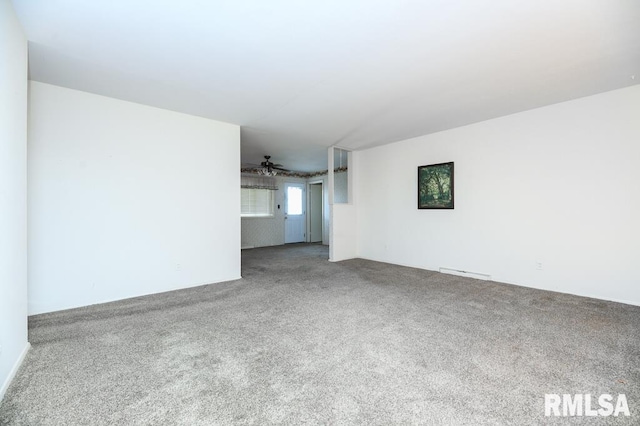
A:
[
  {"left": 329, "top": 149, "right": 358, "bottom": 262},
  {"left": 357, "top": 85, "right": 640, "bottom": 306},
  {"left": 28, "top": 82, "right": 241, "bottom": 315},
  {"left": 0, "top": 0, "right": 29, "bottom": 401},
  {"left": 330, "top": 204, "right": 358, "bottom": 262}
]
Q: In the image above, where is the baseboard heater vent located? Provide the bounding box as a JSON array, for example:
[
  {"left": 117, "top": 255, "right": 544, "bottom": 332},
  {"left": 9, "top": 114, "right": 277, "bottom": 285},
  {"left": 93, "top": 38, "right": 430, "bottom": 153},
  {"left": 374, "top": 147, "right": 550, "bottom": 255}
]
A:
[{"left": 439, "top": 267, "right": 491, "bottom": 281}]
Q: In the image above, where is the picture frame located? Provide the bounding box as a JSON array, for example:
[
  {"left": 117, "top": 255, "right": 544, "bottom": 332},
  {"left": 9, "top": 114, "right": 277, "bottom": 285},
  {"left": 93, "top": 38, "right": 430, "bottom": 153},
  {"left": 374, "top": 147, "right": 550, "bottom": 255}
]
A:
[{"left": 418, "top": 162, "right": 454, "bottom": 209}]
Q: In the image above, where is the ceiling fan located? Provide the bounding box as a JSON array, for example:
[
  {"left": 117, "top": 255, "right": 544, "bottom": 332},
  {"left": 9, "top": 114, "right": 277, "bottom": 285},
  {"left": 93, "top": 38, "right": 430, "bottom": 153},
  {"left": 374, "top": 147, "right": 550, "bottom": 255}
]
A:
[{"left": 243, "top": 155, "right": 290, "bottom": 176}]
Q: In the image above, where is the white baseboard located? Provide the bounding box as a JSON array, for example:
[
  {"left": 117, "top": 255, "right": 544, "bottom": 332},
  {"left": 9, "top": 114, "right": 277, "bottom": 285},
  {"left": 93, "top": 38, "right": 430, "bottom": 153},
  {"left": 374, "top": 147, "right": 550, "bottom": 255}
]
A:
[
  {"left": 0, "top": 342, "right": 30, "bottom": 404},
  {"left": 439, "top": 267, "right": 491, "bottom": 281}
]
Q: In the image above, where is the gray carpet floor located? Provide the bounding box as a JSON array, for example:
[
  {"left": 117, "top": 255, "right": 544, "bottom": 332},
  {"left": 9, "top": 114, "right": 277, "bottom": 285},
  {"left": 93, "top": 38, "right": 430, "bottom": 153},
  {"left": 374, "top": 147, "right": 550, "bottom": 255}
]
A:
[{"left": 1, "top": 243, "right": 638, "bottom": 425}]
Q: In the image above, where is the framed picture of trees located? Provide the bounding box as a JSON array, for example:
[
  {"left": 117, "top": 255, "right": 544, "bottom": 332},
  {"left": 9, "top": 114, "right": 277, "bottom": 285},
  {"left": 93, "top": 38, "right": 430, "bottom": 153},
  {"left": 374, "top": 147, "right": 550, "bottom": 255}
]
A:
[{"left": 418, "top": 162, "right": 454, "bottom": 209}]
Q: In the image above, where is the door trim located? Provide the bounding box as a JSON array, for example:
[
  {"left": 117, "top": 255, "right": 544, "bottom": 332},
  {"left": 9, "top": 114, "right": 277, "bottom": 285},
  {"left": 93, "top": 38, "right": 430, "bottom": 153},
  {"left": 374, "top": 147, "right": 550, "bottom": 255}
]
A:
[{"left": 307, "top": 180, "right": 323, "bottom": 243}]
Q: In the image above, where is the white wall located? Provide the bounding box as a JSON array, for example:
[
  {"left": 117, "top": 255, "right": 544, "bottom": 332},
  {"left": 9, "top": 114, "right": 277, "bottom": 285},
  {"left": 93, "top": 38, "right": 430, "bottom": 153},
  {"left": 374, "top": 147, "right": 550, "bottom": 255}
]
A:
[
  {"left": 330, "top": 204, "right": 358, "bottom": 262},
  {"left": 0, "top": 0, "right": 29, "bottom": 401},
  {"left": 28, "top": 82, "right": 241, "bottom": 315},
  {"left": 329, "top": 149, "right": 358, "bottom": 262},
  {"left": 357, "top": 85, "right": 640, "bottom": 306}
]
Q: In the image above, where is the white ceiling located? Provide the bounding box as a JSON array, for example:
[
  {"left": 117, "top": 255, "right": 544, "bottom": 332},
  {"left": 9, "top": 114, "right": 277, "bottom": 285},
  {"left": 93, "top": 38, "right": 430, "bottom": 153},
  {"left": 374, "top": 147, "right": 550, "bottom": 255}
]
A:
[{"left": 12, "top": 0, "right": 640, "bottom": 172}]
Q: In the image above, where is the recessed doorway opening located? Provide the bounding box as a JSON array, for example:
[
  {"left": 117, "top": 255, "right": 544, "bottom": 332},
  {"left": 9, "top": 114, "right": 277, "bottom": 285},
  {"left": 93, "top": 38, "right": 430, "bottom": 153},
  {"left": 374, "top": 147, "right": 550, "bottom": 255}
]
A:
[{"left": 308, "top": 181, "right": 323, "bottom": 243}]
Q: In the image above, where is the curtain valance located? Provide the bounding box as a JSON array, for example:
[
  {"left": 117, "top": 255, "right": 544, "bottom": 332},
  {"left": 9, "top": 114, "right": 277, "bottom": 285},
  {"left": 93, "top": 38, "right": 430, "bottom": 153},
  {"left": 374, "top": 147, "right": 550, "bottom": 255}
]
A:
[{"left": 241, "top": 174, "right": 278, "bottom": 190}]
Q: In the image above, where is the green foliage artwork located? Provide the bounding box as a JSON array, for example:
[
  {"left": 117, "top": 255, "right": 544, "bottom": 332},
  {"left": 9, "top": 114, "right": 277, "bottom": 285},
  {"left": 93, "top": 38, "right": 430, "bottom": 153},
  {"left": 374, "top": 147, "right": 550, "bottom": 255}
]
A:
[{"left": 418, "top": 162, "right": 454, "bottom": 209}]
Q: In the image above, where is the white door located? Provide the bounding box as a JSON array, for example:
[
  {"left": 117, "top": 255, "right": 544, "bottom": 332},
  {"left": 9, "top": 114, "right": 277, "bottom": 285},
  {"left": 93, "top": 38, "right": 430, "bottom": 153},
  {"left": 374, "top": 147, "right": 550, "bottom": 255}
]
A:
[{"left": 284, "top": 182, "right": 306, "bottom": 243}]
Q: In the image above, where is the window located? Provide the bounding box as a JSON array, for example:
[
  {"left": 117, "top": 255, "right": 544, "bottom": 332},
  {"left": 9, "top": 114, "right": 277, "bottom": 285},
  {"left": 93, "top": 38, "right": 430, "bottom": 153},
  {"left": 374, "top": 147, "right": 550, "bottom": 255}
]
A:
[
  {"left": 241, "top": 188, "right": 275, "bottom": 217},
  {"left": 286, "top": 186, "right": 303, "bottom": 215}
]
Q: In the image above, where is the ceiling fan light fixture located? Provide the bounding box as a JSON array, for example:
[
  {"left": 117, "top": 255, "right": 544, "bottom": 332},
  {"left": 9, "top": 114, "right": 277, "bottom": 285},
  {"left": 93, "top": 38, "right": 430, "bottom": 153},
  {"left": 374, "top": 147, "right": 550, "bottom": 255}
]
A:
[{"left": 257, "top": 167, "right": 278, "bottom": 177}]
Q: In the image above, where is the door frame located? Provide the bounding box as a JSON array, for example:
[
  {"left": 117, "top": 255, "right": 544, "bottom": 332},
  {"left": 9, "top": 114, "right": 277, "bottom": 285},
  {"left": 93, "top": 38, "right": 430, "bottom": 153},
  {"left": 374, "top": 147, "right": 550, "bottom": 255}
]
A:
[{"left": 306, "top": 180, "right": 324, "bottom": 243}]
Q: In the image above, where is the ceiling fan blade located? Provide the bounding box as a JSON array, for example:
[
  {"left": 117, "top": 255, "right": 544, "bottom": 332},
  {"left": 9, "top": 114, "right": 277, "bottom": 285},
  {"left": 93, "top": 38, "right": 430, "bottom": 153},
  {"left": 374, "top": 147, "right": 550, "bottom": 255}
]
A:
[{"left": 246, "top": 156, "right": 290, "bottom": 172}]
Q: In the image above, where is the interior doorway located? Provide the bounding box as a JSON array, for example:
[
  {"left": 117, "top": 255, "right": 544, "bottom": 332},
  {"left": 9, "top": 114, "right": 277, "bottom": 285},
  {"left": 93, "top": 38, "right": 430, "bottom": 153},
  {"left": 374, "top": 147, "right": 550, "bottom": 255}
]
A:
[
  {"left": 284, "top": 182, "right": 306, "bottom": 243},
  {"left": 308, "top": 182, "right": 323, "bottom": 243}
]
